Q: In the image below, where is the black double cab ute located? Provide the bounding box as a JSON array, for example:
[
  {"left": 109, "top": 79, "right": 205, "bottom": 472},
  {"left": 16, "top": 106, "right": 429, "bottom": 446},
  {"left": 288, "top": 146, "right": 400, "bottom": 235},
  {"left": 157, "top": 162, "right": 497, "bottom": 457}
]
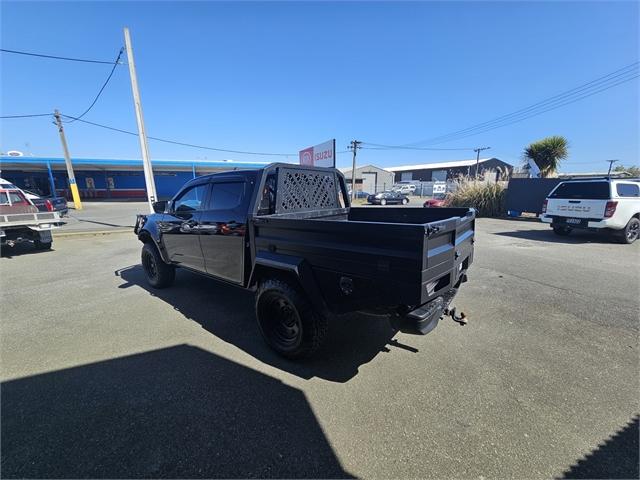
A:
[{"left": 134, "top": 163, "right": 475, "bottom": 358}]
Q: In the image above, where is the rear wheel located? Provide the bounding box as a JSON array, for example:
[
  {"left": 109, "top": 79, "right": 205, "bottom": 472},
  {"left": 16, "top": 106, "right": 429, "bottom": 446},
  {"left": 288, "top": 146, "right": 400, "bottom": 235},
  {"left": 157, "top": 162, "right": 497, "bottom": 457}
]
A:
[
  {"left": 616, "top": 217, "right": 639, "bottom": 244},
  {"left": 401, "top": 198, "right": 408, "bottom": 205},
  {"left": 141, "top": 242, "right": 175, "bottom": 288},
  {"left": 255, "top": 278, "right": 328, "bottom": 359},
  {"left": 552, "top": 225, "right": 572, "bottom": 236},
  {"left": 380, "top": 199, "right": 387, "bottom": 206}
]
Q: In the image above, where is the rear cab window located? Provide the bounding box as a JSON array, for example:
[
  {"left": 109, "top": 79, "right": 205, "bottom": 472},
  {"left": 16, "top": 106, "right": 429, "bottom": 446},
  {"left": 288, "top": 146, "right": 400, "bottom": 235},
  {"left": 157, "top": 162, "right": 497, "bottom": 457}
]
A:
[
  {"left": 616, "top": 183, "right": 640, "bottom": 197},
  {"left": 550, "top": 181, "right": 610, "bottom": 199},
  {"left": 208, "top": 182, "right": 245, "bottom": 210},
  {"left": 0, "top": 190, "right": 29, "bottom": 205}
]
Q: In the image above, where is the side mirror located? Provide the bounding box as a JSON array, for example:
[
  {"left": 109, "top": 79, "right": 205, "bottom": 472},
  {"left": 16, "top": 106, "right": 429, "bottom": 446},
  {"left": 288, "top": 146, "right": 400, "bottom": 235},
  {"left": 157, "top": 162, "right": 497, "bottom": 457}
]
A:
[{"left": 152, "top": 200, "right": 167, "bottom": 214}]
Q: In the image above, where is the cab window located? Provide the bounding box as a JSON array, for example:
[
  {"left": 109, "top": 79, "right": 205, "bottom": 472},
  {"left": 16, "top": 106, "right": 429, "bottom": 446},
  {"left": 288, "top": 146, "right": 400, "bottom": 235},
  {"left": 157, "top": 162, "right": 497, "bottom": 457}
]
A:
[
  {"left": 208, "top": 182, "right": 244, "bottom": 210},
  {"left": 0, "top": 192, "right": 9, "bottom": 205},
  {"left": 172, "top": 184, "right": 208, "bottom": 213},
  {"left": 8, "top": 191, "right": 28, "bottom": 205}
]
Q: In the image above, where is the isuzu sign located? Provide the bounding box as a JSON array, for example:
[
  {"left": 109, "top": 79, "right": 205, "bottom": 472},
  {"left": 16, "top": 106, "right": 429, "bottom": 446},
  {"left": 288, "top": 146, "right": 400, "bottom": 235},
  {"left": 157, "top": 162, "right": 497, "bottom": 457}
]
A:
[{"left": 299, "top": 139, "right": 336, "bottom": 168}]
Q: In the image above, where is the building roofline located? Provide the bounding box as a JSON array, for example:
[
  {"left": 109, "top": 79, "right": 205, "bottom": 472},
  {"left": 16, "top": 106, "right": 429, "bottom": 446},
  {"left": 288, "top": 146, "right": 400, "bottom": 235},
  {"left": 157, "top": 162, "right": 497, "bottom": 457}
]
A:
[{"left": 385, "top": 158, "right": 506, "bottom": 172}]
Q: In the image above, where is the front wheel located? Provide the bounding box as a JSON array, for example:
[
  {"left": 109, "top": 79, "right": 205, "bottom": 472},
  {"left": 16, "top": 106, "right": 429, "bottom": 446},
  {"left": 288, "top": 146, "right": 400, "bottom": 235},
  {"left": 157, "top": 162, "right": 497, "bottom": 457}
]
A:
[
  {"left": 616, "top": 217, "right": 640, "bottom": 244},
  {"left": 380, "top": 199, "right": 387, "bottom": 206},
  {"left": 552, "top": 225, "right": 572, "bottom": 236},
  {"left": 141, "top": 242, "right": 175, "bottom": 288},
  {"left": 401, "top": 198, "right": 408, "bottom": 205},
  {"left": 255, "top": 278, "right": 328, "bottom": 359}
]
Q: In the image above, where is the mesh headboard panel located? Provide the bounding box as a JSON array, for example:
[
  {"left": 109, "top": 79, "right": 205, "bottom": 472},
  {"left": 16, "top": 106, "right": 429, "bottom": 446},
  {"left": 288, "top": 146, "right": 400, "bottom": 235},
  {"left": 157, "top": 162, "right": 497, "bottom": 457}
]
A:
[{"left": 275, "top": 166, "right": 340, "bottom": 214}]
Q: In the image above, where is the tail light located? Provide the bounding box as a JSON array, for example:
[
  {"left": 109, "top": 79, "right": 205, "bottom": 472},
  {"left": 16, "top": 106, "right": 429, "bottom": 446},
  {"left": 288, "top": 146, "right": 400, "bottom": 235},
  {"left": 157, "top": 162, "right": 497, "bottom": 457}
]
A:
[
  {"left": 604, "top": 201, "right": 618, "bottom": 218},
  {"left": 45, "top": 199, "right": 54, "bottom": 212},
  {"left": 542, "top": 199, "right": 548, "bottom": 214}
]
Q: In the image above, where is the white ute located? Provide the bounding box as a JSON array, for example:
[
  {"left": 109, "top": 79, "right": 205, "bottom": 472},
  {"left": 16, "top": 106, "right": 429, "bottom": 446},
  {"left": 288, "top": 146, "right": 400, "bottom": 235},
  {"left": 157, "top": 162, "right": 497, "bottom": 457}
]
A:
[{"left": 541, "top": 178, "right": 640, "bottom": 244}]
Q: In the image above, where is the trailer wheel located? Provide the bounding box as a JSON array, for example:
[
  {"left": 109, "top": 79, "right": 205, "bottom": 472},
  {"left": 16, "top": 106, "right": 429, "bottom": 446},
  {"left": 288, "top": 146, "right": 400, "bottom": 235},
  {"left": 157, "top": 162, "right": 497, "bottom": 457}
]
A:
[
  {"left": 256, "top": 278, "right": 328, "bottom": 359},
  {"left": 552, "top": 225, "right": 572, "bottom": 236},
  {"left": 141, "top": 242, "right": 175, "bottom": 288},
  {"left": 33, "top": 239, "right": 52, "bottom": 250}
]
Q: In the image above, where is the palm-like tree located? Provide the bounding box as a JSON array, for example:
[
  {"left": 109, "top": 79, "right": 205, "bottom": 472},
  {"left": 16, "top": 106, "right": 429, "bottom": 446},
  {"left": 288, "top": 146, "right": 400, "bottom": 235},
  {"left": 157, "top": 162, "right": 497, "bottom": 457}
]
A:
[{"left": 523, "top": 136, "right": 569, "bottom": 177}]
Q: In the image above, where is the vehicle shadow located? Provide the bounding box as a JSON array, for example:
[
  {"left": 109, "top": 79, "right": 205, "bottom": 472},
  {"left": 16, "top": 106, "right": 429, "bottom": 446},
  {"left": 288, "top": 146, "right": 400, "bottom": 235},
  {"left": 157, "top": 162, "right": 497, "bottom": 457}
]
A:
[
  {"left": 116, "top": 265, "right": 416, "bottom": 383},
  {"left": 560, "top": 415, "right": 639, "bottom": 479},
  {"left": 0, "top": 243, "right": 54, "bottom": 258},
  {"left": 495, "top": 229, "right": 619, "bottom": 245},
  {"left": 0, "top": 345, "right": 354, "bottom": 479}
]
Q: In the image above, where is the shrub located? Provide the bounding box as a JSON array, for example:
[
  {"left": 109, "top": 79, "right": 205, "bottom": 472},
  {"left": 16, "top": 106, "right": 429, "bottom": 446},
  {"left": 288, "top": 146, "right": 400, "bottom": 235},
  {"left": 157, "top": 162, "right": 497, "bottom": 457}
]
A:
[{"left": 446, "top": 180, "right": 506, "bottom": 217}]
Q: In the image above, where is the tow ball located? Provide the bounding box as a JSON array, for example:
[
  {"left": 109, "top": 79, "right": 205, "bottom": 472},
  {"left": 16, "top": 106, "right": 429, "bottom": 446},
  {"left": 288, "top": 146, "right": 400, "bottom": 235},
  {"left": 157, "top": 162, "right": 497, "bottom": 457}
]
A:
[{"left": 444, "top": 307, "right": 468, "bottom": 326}]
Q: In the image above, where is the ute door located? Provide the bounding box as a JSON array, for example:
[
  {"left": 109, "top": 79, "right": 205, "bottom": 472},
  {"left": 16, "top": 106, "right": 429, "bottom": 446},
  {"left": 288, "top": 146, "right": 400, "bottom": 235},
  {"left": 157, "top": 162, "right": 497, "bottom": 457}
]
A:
[
  {"left": 159, "top": 183, "right": 209, "bottom": 272},
  {"left": 199, "top": 180, "right": 248, "bottom": 284}
]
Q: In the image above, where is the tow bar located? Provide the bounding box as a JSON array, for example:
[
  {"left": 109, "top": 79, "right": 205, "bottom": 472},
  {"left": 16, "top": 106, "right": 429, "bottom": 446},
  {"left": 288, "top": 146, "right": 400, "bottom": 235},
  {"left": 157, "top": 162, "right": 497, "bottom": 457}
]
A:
[{"left": 444, "top": 307, "right": 468, "bottom": 326}]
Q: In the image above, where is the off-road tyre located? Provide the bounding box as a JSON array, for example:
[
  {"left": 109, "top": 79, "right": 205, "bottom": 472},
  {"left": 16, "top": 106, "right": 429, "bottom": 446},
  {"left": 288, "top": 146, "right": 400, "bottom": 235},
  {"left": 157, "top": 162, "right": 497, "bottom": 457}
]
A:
[
  {"left": 255, "top": 277, "right": 328, "bottom": 359},
  {"left": 552, "top": 225, "right": 572, "bottom": 236},
  {"left": 141, "top": 242, "right": 175, "bottom": 288},
  {"left": 615, "top": 217, "right": 640, "bottom": 244}
]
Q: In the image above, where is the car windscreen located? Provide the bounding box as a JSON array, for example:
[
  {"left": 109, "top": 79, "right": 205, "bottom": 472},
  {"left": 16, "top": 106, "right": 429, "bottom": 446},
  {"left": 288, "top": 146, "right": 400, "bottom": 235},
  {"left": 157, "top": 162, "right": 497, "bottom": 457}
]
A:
[{"left": 549, "top": 181, "right": 610, "bottom": 200}]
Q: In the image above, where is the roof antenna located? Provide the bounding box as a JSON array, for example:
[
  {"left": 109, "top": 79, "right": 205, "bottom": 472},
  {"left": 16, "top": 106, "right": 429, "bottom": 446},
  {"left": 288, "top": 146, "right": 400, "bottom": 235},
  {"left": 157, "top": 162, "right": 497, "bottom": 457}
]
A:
[{"left": 606, "top": 159, "right": 619, "bottom": 179}]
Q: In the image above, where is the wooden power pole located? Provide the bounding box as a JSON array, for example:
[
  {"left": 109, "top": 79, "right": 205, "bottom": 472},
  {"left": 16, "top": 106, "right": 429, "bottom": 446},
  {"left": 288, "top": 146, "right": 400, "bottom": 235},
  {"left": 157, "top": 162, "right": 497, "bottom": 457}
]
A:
[
  {"left": 348, "top": 140, "right": 362, "bottom": 202},
  {"left": 473, "top": 146, "right": 491, "bottom": 184},
  {"left": 53, "top": 110, "right": 82, "bottom": 210},
  {"left": 124, "top": 26, "right": 157, "bottom": 212}
]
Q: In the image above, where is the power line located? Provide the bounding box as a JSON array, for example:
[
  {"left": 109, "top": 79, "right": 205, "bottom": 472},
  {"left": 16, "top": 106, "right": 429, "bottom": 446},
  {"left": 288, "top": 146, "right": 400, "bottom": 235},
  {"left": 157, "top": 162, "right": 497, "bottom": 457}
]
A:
[
  {"left": 361, "top": 142, "right": 475, "bottom": 151},
  {"left": 60, "top": 114, "right": 297, "bottom": 157},
  {"left": 426, "top": 73, "right": 639, "bottom": 145},
  {"left": 64, "top": 48, "right": 124, "bottom": 123},
  {"left": 413, "top": 62, "right": 638, "bottom": 145},
  {"left": 406, "top": 62, "right": 639, "bottom": 146},
  {"left": 0, "top": 113, "right": 51, "bottom": 119},
  {"left": 0, "top": 48, "right": 124, "bottom": 65}
]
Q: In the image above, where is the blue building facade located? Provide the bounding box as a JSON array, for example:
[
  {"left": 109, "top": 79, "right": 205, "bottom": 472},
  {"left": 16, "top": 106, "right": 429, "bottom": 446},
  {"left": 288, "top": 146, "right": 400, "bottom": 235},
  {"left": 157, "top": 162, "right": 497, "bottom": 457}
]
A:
[{"left": 0, "top": 157, "right": 268, "bottom": 200}]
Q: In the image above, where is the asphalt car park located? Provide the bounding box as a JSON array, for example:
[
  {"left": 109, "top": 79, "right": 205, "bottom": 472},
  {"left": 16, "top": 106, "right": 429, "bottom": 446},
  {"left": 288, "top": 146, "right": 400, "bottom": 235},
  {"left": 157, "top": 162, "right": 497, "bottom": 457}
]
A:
[{"left": 1, "top": 217, "right": 638, "bottom": 479}]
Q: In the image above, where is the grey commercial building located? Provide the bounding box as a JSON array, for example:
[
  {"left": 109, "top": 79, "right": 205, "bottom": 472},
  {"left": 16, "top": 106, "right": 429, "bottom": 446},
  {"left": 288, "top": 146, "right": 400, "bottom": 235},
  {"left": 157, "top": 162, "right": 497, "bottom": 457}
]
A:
[{"left": 339, "top": 164, "right": 395, "bottom": 193}]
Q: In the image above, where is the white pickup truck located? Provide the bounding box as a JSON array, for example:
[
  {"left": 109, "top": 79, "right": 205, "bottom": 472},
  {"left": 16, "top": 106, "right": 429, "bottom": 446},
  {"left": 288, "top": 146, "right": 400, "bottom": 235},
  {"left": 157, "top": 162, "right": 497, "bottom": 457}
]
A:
[{"left": 541, "top": 178, "right": 640, "bottom": 244}]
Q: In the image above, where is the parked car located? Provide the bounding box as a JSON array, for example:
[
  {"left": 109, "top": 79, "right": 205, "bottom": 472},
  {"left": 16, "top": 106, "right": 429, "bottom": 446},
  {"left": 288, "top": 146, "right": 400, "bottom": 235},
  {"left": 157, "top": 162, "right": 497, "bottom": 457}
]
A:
[
  {"left": 392, "top": 182, "right": 417, "bottom": 194},
  {"left": 348, "top": 190, "right": 370, "bottom": 199},
  {"left": 22, "top": 189, "right": 68, "bottom": 216},
  {"left": 367, "top": 191, "right": 409, "bottom": 205},
  {"left": 134, "top": 164, "right": 475, "bottom": 358},
  {"left": 540, "top": 178, "right": 640, "bottom": 244},
  {"left": 0, "top": 178, "right": 63, "bottom": 250},
  {"left": 424, "top": 193, "right": 447, "bottom": 208}
]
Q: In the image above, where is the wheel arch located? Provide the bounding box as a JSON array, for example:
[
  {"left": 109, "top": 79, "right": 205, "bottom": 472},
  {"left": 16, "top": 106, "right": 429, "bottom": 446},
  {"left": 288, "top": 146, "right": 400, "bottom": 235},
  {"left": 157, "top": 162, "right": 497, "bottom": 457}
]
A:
[
  {"left": 138, "top": 229, "right": 170, "bottom": 263},
  {"left": 249, "top": 252, "right": 327, "bottom": 313}
]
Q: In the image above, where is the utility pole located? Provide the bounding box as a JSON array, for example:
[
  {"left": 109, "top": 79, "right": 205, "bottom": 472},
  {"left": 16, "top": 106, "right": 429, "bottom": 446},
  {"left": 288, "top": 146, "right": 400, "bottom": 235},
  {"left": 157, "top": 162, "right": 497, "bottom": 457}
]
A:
[
  {"left": 347, "top": 140, "right": 362, "bottom": 202},
  {"left": 606, "top": 159, "right": 619, "bottom": 178},
  {"left": 124, "top": 26, "right": 156, "bottom": 212},
  {"left": 53, "top": 110, "right": 83, "bottom": 210},
  {"left": 473, "top": 146, "right": 491, "bottom": 184}
]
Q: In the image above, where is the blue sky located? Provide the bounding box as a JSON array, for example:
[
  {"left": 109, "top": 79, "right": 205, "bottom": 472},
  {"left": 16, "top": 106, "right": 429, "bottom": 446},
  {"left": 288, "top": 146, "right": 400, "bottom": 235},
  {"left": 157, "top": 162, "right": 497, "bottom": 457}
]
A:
[{"left": 1, "top": 1, "right": 638, "bottom": 172}]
